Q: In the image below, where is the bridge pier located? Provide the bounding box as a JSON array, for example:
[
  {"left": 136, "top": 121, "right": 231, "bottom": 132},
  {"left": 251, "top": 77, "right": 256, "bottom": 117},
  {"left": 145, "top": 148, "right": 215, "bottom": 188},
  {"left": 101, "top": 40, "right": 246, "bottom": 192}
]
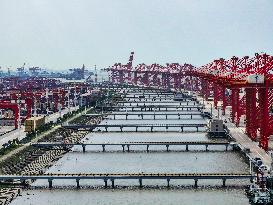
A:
[
  {"left": 102, "top": 145, "right": 106, "bottom": 152},
  {"left": 167, "top": 178, "right": 170, "bottom": 188},
  {"left": 222, "top": 179, "right": 226, "bottom": 187},
  {"left": 127, "top": 145, "right": 130, "bottom": 152},
  {"left": 165, "top": 115, "right": 168, "bottom": 120},
  {"left": 105, "top": 127, "right": 108, "bottom": 132},
  {"left": 151, "top": 126, "right": 153, "bottom": 132},
  {"left": 194, "top": 179, "right": 198, "bottom": 188},
  {"left": 146, "top": 145, "right": 149, "bottom": 152},
  {"left": 111, "top": 179, "right": 115, "bottom": 188},
  {"left": 178, "top": 114, "right": 180, "bottom": 120},
  {"left": 122, "top": 145, "right": 125, "bottom": 152},
  {"left": 136, "top": 126, "right": 138, "bottom": 132},
  {"left": 120, "top": 126, "right": 123, "bottom": 132},
  {"left": 196, "top": 127, "right": 199, "bottom": 132},
  {"left": 186, "top": 145, "right": 189, "bottom": 151},
  {"left": 191, "top": 114, "right": 193, "bottom": 119},
  {"left": 139, "top": 178, "right": 143, "bottom": 188},
  {"left": 205, "top": 145, "right": 208, "bottom": 151},
  {"left": 48, "top": 178, "right": 53, "bottom": 189},
  {"left": 181, "top": 127, "right": 184, "bottom": 132},
  {"left": 153, "top": 114, "right": 156, "bottom": 120},
  {"left": 166, "top": 144, "right": 170, "bottom": 152},
  {"left": 104, "top": 179, "right": 108, "bottom": 188},
  {"left": 225, "top": 145, "right": 228, "bottom": 151},
  {"left": 82, "top": 145, "right": 86, "bottom": 153},
  {"left": 76, "top": 179, "right": 80, "bottom": 189},
  {"left": 113, "top": 115, "right": 116, "bottom": 120},
  {"left": 126, "top": 114, "right": 128, "bottom": 120}
]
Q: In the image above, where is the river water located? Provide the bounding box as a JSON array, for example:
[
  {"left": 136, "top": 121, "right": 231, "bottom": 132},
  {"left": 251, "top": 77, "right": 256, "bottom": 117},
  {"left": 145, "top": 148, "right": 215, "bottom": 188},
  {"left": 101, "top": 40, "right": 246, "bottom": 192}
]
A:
[{"left": 11, "top": 91, "right": 250, "bottom": 205}]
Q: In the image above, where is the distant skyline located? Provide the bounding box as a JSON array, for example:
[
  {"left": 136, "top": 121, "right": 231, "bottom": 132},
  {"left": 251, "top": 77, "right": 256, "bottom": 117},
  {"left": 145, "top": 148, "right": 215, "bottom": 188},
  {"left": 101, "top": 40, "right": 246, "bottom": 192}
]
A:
[{"left": 0, "top": 0, "right": 273, "bottom": 71}]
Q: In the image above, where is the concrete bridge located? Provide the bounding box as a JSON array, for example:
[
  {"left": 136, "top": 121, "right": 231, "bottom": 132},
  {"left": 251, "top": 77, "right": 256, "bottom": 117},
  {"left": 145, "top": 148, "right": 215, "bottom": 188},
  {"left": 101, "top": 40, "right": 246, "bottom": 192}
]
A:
[
  {"left": 117, "top": 101, "right": 198, "bottom": 106},
  {"left": 84, "top": 112, "right": 204, "bottom": 120},
  {"left": 0, "top": 173, "right": 253, "bottom": 189},
  {"left": 31, "top": 141, "right": 234, "bottom": 152},
  {"left": 96, "top": 105, "right": 204, "bottom": 112},
  {"left": 62, "top": 123, "right": 207, "bottom": 132}
]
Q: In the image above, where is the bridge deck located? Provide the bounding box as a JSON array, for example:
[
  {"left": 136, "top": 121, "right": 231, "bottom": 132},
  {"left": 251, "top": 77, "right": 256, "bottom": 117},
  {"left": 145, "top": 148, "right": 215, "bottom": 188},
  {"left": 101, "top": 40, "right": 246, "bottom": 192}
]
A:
[{"left": 0, "top": 173, "right": 252, "bottom": 180}]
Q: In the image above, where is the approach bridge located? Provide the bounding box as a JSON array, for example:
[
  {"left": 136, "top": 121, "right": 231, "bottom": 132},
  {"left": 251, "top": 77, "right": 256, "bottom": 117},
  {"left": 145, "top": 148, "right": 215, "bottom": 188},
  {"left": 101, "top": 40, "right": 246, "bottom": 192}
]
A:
[
  {"left": 62, "top": 123, "right": 207, "bottom": 132},
  {"left": 31, "top": 141, "right": 234, "bottom": 152},
  {"left": 0, "top": 173, "right": 253, "bottom": 189}
]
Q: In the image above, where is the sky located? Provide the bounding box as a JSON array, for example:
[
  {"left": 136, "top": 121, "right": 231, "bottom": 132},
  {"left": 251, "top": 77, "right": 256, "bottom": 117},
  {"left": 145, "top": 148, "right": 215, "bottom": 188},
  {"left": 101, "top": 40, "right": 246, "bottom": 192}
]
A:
[{"left": 0, "top": 0, "right": 272, "bottom": 71}]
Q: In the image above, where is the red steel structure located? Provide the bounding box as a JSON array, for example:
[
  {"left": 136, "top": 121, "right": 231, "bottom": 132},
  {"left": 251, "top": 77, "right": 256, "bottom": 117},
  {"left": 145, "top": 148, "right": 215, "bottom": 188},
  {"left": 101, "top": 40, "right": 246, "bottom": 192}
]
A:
[{"left": 108, "top": 52, "right": 273, "bottom": 151}]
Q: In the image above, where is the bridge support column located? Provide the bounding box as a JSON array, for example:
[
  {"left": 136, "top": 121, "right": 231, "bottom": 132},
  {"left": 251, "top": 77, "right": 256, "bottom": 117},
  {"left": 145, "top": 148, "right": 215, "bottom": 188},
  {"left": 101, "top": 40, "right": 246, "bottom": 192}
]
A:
[
  {"left": 194, "top": 179, "right": 198, "bottom": 188},
  {"left": 146, "top": 145, "right": 149, "bottom": 152},
  {"left": 196, "top": 127, "right": 199, "bottom": 132},
  {"left": 205, "top": 145, "right": 208, "bottom": 151},
  {"left": 76, "top": 179, "right": 80, "bottom": 189},
  {"left": 167, "top": 178, "right": 170, "bottom": 188},
  {"left": 225, "top": 145, "right": 228, "bottom": 151},
  {"left": 102, "top": 145, "right": 106, "bottom": 152},
  {"left": 105, "top": 127, "right": 108, "bottom": 132},
  {"left": 166, "top": 145, "right": 169, "bottom": 152},
  {"left": 186, "top": 145, "right": 189, "bottom": 151},
  {"left": 127, "top": 145, "right": 130, "bottom": 152},
  {"left": 139, "top": 178, "right": 143, "bottom": 188},
  {"left": 191, "top": 114, "right": 193, "bottom": 119},
  {"left": 82, "top": 145, "right": 86, "bottom": 153},
  {"left": 165, "top": 115, "right": 167, "bottom": 120},
  {"left": 153, "top": 114, "right": 156, "bottom": 120},
  {"left": 126, "top": 114, "right": 128, "bottom": 120},
  {"left": 104, "top": 179, "right": 108, "bottom": 188},
  {"left": 122, "top": 145, "right": 125, "bottom": 152},
  {"left": 113, "top": 115, "right": 116, "bottom": 120},
  {"left": 178, "top": 114, "right": 180, "bottom": 120},
  {"left": 151, "top": 126, "right": 153, "bottom": 132},
  {"left": 222, "top": 179, "right": 226, "bottom": 187},
  {"left": 48, "top": 179, "right": 53, "bottom": 189},
  {"left": 120, "top": 126, "right": 123, "bottom": 132},
  {"left": 136, "top": 126, "right": 138, "bottom": 132},
  {"left": 111, "top": 179, "right": 115, "bottom": 188}
]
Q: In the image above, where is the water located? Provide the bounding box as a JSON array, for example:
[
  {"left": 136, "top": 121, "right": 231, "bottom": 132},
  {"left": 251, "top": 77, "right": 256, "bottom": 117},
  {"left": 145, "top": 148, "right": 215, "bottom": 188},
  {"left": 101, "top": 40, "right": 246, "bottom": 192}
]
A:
[{"left": 11, "top": 91, "right": 250, "bottom": 205}]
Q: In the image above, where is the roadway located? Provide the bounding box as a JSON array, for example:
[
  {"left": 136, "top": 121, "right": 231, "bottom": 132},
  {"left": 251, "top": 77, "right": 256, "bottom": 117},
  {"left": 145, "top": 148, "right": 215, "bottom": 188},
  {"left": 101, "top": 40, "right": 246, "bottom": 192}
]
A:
[
  {"left": 0, "top": 106, "right": 79, "bottom": 148},
  {"left": 195, "top": 94, "right": 272, "bottom": 169}
]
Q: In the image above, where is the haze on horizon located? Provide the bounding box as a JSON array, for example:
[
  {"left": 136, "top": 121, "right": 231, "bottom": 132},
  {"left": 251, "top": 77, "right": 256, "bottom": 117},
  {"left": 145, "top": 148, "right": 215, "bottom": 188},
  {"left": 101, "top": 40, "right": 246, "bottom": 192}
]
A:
[{"left": 0, "top": 0, "right": 272, "bottom": 71}]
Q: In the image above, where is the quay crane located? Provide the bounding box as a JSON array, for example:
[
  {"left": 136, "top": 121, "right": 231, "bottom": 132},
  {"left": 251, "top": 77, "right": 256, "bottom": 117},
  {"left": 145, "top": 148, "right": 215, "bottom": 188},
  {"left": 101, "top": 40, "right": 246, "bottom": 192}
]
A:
[{"left": 108, "top": 52, "right": 273, "bottom": 151}]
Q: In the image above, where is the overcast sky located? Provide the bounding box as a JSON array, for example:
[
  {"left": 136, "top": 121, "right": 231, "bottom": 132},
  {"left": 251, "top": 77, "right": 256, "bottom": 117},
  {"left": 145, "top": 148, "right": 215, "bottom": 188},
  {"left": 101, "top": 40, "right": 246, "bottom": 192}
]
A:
[{"left": 0, "top": 0, "right": 272, "bottom": 71}]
